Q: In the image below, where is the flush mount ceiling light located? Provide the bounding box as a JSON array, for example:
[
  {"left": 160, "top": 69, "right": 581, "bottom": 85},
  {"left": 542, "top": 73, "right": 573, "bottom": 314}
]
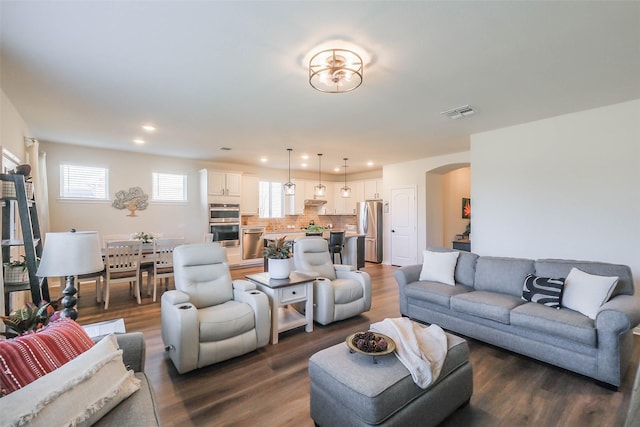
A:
[
  {"left": 314, "top": 153, "right": 326, "bottom": 197},
  {"left": 340, "top": 158, "right": 351, "bottom": 198},
  {"left": 309, "top": 48, "right": 363, "bottom": 93},
  {"left": 284, "top": 148, "right": 296, "bottom": 196}
]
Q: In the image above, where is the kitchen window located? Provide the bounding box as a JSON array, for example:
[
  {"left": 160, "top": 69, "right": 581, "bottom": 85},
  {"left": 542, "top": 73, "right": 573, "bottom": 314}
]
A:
[
  {"left": 259, "top": 181, "right": 283, "bottom": 218},
  {"left": 60, "top": 164, "right": 108, "bottom": 200},
  {"left": 152, "top": 172, "right": 187, "bottom": 202}
]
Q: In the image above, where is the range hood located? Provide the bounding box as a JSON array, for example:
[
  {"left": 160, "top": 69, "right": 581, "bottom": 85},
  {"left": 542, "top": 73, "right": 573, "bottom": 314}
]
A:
[{"left": 304, "top": 199, "right": 327, "bottom": 206}]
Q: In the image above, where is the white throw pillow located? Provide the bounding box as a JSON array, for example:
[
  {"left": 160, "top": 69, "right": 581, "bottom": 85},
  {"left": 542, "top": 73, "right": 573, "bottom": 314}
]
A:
[
  {"left": 0, "top": 334, "right": 141, "bottom": 427},
  {"left": 561, "top": 267, "right": 619, "bottom": 320},
  {"left": 419, "top": 250, "right": 460, "bottom": 286}
]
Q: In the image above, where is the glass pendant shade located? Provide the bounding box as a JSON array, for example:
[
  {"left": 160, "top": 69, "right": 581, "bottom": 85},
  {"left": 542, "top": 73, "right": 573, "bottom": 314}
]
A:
[
  {"left": 314, "top": 153, "right": 325, "bottom": 197},
  {"left": 284, "top": 148, "right": 295, "bottom": 196},
  {"left": 341, "top": 158, "right": 351, "bottom": 197}
]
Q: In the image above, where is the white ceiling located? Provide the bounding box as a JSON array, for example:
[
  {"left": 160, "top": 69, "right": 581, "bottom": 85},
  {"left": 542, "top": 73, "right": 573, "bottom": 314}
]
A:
[{"left": 1, "top": 1, "right": 639, "bottom": 175}]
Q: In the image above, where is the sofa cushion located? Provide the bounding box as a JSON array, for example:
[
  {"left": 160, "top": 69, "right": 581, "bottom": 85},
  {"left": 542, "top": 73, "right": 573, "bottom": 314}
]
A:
[
  {"left": 0, "top": 318, "right": 95, "bottom": 395},
  {"left": 511, "top": 303, "right": 596, "bottom": 346},
  {"left": 451, "top": 291, "right": 524, "bottom": 324},
  {"left": 93, "top": 372, "right": 160, "bottom": 427},
  {"left": 428, "top": 248, "right": 478, "bottom": 287},
  {"left": 561, "top": 268, "right": 618, "bottom": 320},
  {"left": 474, "top": 257, "right": 535, "bottom": 297},
  {"left": 405, "top": 281, "right": 473, "bottom": 308},
  {"left": 419, "top": 250, "right": 459, "bottom": 286},
  {"left": 0, "top": 334, "right": 141, "bottom": 427},
  {"left": 198, "top": 300, "right": 256, "bottom": 342},
  {"left": 535, "top": 259, "right": 633, "bottom": 297},
  {"left": 333, "top": 278, "right": 364, "bottom": 304},
  {"left": 522, "top": 274, "right": 565, "bottom": 308}
]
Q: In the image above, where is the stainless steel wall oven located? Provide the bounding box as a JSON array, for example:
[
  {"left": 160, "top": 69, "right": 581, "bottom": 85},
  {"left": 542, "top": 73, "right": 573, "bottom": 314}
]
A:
[{"left": 209, "top": 203, "right": 240, "bottom": 247}]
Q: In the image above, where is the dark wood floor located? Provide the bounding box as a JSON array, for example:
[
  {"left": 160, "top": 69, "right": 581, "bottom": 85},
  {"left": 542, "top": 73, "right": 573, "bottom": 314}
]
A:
[{"left": 72, "top": 263, "right": 639, "bottom": 427}]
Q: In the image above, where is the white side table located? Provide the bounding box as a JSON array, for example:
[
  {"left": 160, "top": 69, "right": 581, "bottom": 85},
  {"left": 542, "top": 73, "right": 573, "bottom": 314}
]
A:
[{"left": 246, "top": 271, "right": 315, "bottom": 344}]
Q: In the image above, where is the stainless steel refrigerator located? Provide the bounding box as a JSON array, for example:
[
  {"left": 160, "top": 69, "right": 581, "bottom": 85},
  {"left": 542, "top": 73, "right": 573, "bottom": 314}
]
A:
[{"left": 357, "top": 200, "right": 383, "bottom": 263}]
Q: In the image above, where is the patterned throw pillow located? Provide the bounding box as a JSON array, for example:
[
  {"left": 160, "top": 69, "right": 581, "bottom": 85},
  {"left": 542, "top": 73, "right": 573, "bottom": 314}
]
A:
[
  {"left": 522, "top": 274, "right": 565, "bottom": 308},
  {"left": 0, "top": 317, "right": 95, "bottom": 395}
]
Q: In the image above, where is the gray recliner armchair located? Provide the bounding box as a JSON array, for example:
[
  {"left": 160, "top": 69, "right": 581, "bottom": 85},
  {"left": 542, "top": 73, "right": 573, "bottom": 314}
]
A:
[
  {"left": 293, "top": 237, "right": 372, "bottom": 325},
  {"left": 161, "top": 243, "right": 270, "bottom": 374}
]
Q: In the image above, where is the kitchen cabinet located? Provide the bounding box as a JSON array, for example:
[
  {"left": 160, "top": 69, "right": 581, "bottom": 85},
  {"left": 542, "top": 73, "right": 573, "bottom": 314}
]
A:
[
  {"left": 208, "top": 171, "right": 241, "bottom": 198},
  {"left": 351, "top": 180, "right": 365, "bottom": 204},
  {"left": 318, "top": 184, "right": 334, "bottom": 215},
  {"left": 364, "top": 179, "right": 383, "bottom": 200},
  {"left": 241, "top": 175, "right": 259, "bottom": 215},
  {"left": 332, "top": 183, "right": 357, "bottom": 215}
]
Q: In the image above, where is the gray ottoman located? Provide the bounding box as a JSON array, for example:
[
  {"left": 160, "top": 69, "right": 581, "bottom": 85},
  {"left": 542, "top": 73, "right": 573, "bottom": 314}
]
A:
[{"left": 309, "top": 330, "right": 472, "bottom": 427}]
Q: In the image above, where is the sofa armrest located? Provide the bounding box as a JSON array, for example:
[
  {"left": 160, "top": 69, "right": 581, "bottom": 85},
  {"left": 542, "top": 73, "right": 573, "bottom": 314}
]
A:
[
  {"left": 115, "top": 332, "right": 146, "bottom": 373},
  {"left": 597, "top": 294, "right": 640, "bottom": 333},
  {"left": 394, "top": 264, "right": 422, "bottom": 287},
  {"left": 92, "top": 332, "right": 146, "bottom": 373},
  {"left": 233, "top": 285, "right": 271, "bottom": 347},
  {"left": 161, "top": 290, "right": 199, "bottom": 374},
  {"left": 334, "top": 264, "right": 355, "bottom": 272},
  {"left": 232, "top": 279, "right": 257, "bottom": 292}
]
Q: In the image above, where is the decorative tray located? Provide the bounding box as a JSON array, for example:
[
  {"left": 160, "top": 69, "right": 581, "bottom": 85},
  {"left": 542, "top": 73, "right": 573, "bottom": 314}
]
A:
[{"left": 346, "top": 331, "right": 396, "bottom": 363}]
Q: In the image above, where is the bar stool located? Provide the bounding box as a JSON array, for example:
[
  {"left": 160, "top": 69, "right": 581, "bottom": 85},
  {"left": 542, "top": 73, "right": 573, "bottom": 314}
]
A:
[{"left": 328, "top": 231, "right": 345, "bottom": 264}]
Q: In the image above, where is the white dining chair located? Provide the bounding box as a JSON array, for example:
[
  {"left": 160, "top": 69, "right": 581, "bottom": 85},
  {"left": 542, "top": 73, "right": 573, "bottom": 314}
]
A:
[
  {"left": 147, "top": 238, "right": 184, "bottom": 302},
  {"left": 102, "top": 240, "right": 142, "bottom": 310}
]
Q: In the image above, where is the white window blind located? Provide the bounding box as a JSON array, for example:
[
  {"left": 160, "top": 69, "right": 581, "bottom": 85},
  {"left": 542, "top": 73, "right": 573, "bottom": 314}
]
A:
[
  {"left": 152, "top": 172, "right": 187, "bottom": 202},
  {"left": 60, "top": 164, "right": 108, "bottom": 199},
  {"left": 259, "top": 181, "right": 283, "bottom": 218}
]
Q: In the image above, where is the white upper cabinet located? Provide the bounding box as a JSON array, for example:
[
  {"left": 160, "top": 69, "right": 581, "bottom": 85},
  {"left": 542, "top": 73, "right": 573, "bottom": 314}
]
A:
[
  {"left": 364, "top": 179, "right": 383, "bottom": 200},
  {"left": 332, "top": 182, "right": 357, "bottom": 215},
  {"left": 241, "top": 175, "right": 259, "bottom": 214},
  {"left": 208, "top": 171, "right": 242, "bottom": 198}
]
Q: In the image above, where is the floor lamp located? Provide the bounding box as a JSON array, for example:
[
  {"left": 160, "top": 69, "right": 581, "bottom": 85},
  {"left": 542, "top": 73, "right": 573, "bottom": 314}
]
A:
[{"left": 36, "top": 230, "right": 104, "bottom": 320}]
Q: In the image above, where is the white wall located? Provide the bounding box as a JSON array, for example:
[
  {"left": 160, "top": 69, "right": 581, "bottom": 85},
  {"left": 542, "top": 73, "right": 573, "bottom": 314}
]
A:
[
  {"left": 383, "top": 152, "right": 471, "bottom": 265},
  {"left": 471, "top": 99, "right": 640, "bottom": 284},
  {"left": 1, "top": 89, "right": 29, "bottom": 164},
  {"left": 41, "top": 142, "right": 207, "bottom": 243}
]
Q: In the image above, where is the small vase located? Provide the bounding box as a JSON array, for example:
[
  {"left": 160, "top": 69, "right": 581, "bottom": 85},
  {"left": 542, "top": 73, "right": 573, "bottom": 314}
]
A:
[{"left": 268, "top": 258, "right": 290, "bottom": 279}]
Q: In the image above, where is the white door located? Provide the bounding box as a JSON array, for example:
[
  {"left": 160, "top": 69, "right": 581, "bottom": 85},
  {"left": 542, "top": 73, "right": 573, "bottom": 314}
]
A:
[{"left": 391, "top": 187, "right": 417, "bottom": 266}]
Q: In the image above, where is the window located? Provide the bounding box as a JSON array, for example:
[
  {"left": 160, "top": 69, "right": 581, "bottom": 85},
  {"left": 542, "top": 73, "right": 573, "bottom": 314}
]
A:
[
  {"left": 259, "top": 181, "right": 283, "bottom": 218},
  {"left": 152, "top": 172, "right": 187, "bottom": 202},
  {"left": 60, "top": 164, "right": 108, "bottom": 200}
]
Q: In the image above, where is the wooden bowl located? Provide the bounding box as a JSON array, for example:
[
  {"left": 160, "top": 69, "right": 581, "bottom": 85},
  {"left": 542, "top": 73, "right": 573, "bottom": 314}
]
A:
[{"left": 346, "top": 331, "right": 396, "bottom": 357}]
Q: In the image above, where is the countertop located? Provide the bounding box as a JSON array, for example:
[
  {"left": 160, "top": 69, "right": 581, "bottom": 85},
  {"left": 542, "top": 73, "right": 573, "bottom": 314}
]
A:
[{"left": 262, "top": 230, "right": 364, "bottom": 241}]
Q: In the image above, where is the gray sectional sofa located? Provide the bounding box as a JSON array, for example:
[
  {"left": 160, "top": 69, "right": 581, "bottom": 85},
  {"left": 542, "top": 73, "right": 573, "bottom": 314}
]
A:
[{"left": 395, "top": 250, "right": 640, "bottom": 388}]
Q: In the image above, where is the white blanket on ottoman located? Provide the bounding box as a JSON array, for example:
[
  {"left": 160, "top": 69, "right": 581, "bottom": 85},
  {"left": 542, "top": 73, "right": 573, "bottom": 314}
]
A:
[{"left": 370, "top": 318, "right": 448, "bottom": 389}]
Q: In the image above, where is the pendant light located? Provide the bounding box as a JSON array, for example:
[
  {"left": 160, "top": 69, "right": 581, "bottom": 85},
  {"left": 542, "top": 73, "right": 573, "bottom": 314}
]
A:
[
  {"left": 283, "top": 148, "right": 295, "bottom": 196},
  {"left": 314, "top": 153, "right": 326, "bottom": 197},
  {"left": 340, "top": 158, "right": 351, "bottom": 197}
]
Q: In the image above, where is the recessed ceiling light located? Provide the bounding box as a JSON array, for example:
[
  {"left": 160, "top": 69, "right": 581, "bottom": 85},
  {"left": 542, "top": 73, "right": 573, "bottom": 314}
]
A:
[
  {"left": 301, "top": 163, "right": 308, "bottom": 168},
  {"left": 142, "top": 124, "right": 156, "bottom": 132},
  {"left": 367, "top": 161, "right": 374, "bottom": 166},
  {"left": 133, "top": 139, "right": 145, "bottom": 144},
  {"left": 301, "top": 154, "right": 309, "bottom": 160},
  {"left": 334, "top": 167, "right": 341, "bottom": 172},
  {"left": 260, "top": 157, "right": 268, "bottom": 163}
]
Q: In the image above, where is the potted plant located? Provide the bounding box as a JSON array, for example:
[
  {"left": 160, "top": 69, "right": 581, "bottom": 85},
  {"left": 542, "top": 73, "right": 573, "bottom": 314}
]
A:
[
  {"left": 3, "top": 255, "right": 29, "bottom": 283},
  {"left": 1, "top": 298, "right": 61, "bottom": 337},
  {"left": 303, "top": 224, "right": 325, "bottom": 236},
  {"left": 262, "top": 236, "right": 293, "bottom": 279}
]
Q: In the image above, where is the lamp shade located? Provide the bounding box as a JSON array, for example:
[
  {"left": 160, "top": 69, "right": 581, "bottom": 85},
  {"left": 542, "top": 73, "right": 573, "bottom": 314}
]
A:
[{"left": 36, "top": 231, "right": 104, "bottom": 277}]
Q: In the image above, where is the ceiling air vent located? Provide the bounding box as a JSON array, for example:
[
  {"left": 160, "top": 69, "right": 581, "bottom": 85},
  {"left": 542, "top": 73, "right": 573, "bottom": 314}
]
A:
[{"left": 440, "top": 105, "right": 476, "bottom": 120}]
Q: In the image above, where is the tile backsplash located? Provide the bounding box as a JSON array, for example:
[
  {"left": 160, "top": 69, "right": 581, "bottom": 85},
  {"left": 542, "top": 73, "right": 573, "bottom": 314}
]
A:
[{"left": 242, "top": 206, "right": 355, "bottom": 231}]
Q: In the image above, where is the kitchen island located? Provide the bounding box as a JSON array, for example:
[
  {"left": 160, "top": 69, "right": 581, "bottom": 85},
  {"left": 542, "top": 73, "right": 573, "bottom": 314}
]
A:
[{"left": 262, "top": 231, "right": 365, "bottom": 269}]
